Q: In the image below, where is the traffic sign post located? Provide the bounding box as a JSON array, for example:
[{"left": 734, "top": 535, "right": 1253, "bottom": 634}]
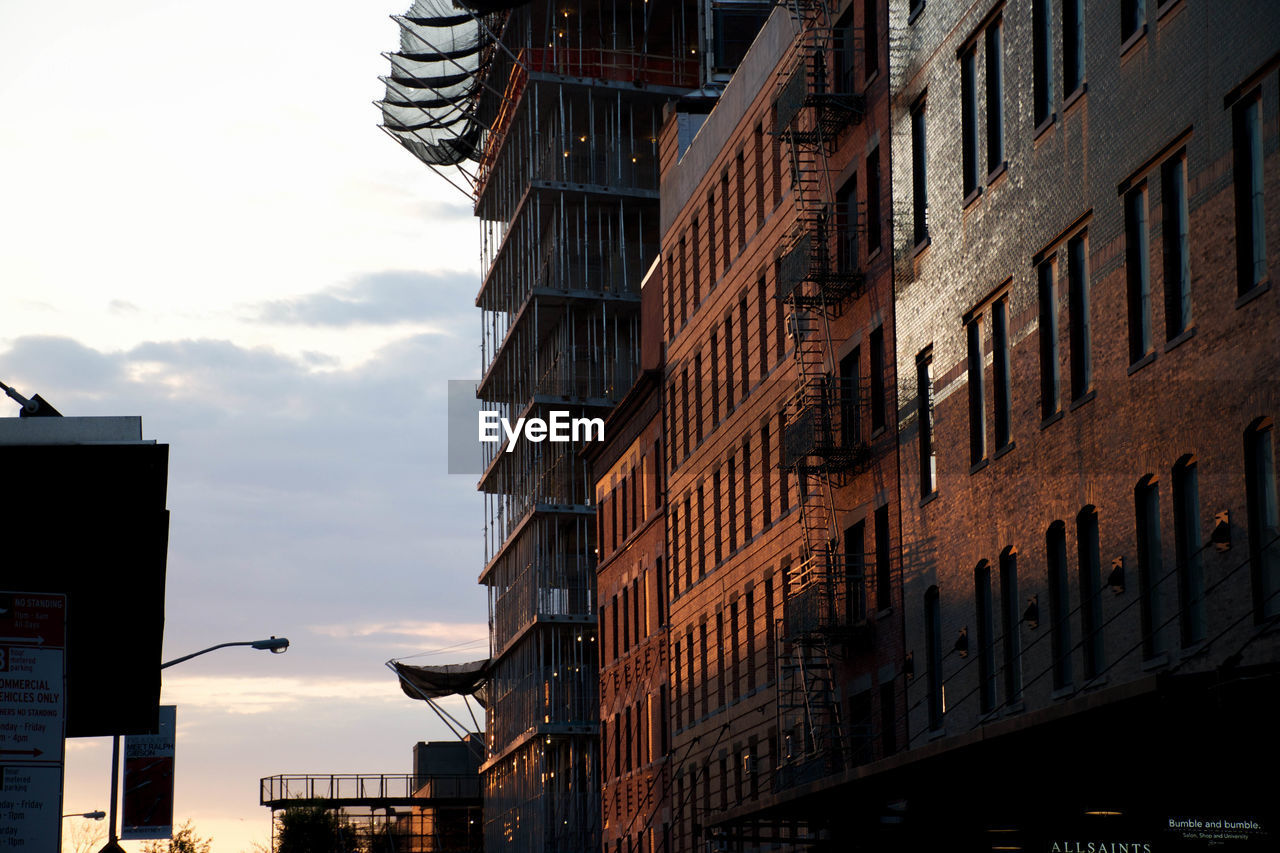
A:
[{"left": 0, "top": 592, "right": 67, "bottom": 851}]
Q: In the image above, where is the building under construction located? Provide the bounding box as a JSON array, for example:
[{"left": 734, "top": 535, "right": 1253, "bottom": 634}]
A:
[{"left": 376, "top": 1, "right": 756, "bottom": 850}]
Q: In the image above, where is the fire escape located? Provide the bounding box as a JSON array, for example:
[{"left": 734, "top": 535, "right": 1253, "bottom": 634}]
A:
[{"left": 774, "top": 0, "right": 869, "bottom": 792}]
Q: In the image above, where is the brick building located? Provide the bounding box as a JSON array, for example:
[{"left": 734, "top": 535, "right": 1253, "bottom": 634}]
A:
[
  {"left": 655, "top": 2, "right": 904, "bottom": 849},
  {"left": 590, "top": 258, "right": 672, "bottom": 853},
  {"left": 884, "top": 0, "right": 1280, "bottom": 845}
]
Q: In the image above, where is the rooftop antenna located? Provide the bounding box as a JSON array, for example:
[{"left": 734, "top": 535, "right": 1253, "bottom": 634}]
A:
[{"left": 0, "top": 380, "right": 62, "bottom": 417}]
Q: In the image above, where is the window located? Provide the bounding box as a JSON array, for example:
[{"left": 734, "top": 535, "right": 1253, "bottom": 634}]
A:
[
  {"left": 754, "top": 123, "right": 765, "bottom": 228},
  {"left": 864, "top": 0, "right": 879, "bottom": 80},
  {"left": 967, "top": 316, "right": 986, "bottom": 465},
  {"left": 728, "top": 455, "right": 738, "bottom": 553},
  {"left": 845, "top": 520, "right": 867, "bottom": 623},
  {"left": 1063, "top": 0, "right": 1084, "bottom": 97},
  {"left": 961, "top": 45, "right": 979, "bottom": 198},
  {"left": 1162, "top": 151, "right": 1191, "bottom": 338},
  {"left": 841, "top": 348, "right": 861, "bottom": 450},
  {"left": 1172, "top": 455, "right": 1206, "bottom": 646},
  {"left": 1047, "top": 520, "right": 1073, "bottom": 690},
  {"left": 722, "top": 171, "right": 732, "bottom": 269},
  {"left": 778, "top": 411, "right": 790, "bottom": 514},
  {"left": 683, "top": 494, "right": 693, "bottom": 588},
  {"left": 1038, "top": 257, "right": 1060, "bottom": 418},
  {"left": 875, "top": 504, "right": 891, "bottom": 611},
  {"left": 774, "top": 263, "right": 787, "bottom": 362},
  {"left": 1064, "top": 234, "right": 1092, "bottom": 399},
  {"left": 870, "top": 326, "right": 886, "bottom": 431},
  {"left": 924, "top": 585, "right": 943, "bottom": 729},
  {"left": 1033, "top": 0, "right": 1053, "bottom": 126},
  {"left": 1233, "top": 91, "right": 1267, "bottom": 294},
  {"left": 835, "top": 6, "right": 856, "bottom": 93},
  {"left": 836, "top": 174, "right": 858, "bottom": 274},
  {"left": 992, "top": 297, "right": 1012, "bottom": 449},
  {"left": 911, "top": 99, "right": 928, "bottom": 245},
  {"left": 1077, "top": 506, "right": 1104, "bottom": 680},
  {"left": 761, "top": 424, "right": 773, "bottom": 527},
  {"left": 713, "top": 470, "right": 723, "bottom": 565},
  {"left": 985, "top": 18, "right": 1005, "bottom": 174},
  {"left": 707, "top": 189, "right": 717, "bottom": 284},
  {"left": 691, "top": 217, "right": 701, "bottom": 310},
  {"left": 694, "top": 351, "right": 704, "bottom": 446},
  {"left": 742, "top": 436, "right": 753, "bottom": 541},
  {"left": 879, "top": 681, "right": 897, "bottom": 756},
  {"left": 736, "top": 151, "right": 746, "bottom": 250},
  {"left": 866, "top": 146, "right": 882, "bottom": 253},
  {"left": 975, "top": 561, "right": 997, "bottom": 713},
  {"left": 745, "top": 589, "right": 757, "bottom": 690},
  {"left": 739, "top": 295, "right": 750, "bottom": 398},
  {"left": 1135, "top": 475, "right": 1165, "bottom": 659},
  {"left": 770, "top": 105, "right": 782, "bottom": 207},
  {"left": 1126, "top": 186, "right": 1153, "bottom": 363},
  {"left": 724, "top": 314, "right": 735, "bottom": 411},
  {"left": 758, "top": 276, "right": 769, "bottom": 380},
  {"left": 710, "top": 331, "right": 720, "bottom": 426},
  {"left": 999, "top": 547, "right": 1022, "bottom": 702},
  {"left": 1245, "top": 420, "right": 1280, "bottom": 621},
  {"left": 672, "top": 639, "right": 682, "bottom": 728},
  {"left": 716, "top": 613, "right": 725, "bottom": 708},
  {"left": 681, "top": 368, "right": 690, "bottom": 459},
  {"left": 917, "top": 349, "right": 936, "bottom": 496},
  {"left": 678, "top": 233, "right": 689, "bottom": 325},
  {"left": 1121, "top": 0, "right": 1144, "bottom": 43},
  {"left": 695, "top": 485, "right": 705, "bottom": 579}
]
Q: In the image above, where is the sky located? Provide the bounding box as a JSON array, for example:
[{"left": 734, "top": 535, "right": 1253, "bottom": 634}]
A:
[{"left": 0, "top": 2, "right": 489, "bottom": 850}]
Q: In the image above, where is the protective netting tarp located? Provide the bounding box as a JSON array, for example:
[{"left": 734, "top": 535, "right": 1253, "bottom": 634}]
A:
[
  {"left": 379, "top": 0, "right": 531, "bottom": 167},
  {"left": 393, "top": 659, "right": 491, "bottom": 707}
]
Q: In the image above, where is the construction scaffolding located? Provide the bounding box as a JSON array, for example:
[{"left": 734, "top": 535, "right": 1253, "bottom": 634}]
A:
[{"left": 380, "top": 2, "right": 704, "bottom": 851}]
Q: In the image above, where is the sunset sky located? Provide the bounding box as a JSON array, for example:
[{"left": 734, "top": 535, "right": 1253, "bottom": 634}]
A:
[{"left": 0, "top": 2, "right": 487, "bottom": 850}]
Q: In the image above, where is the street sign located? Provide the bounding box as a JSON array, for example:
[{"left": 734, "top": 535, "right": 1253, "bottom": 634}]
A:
[
  {"left": 122, "top": 705, "right": 176, "bottom": 841},
  {"left": 0, "top": 592, "right": 67, "bottom": 852}
]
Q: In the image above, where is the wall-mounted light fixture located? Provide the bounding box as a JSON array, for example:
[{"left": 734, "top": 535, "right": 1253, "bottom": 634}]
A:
[
  {"left": 1022, "top": 596, "right": 1039, "bottom": 629},
  {"left": 1212, "top": 510, "right": 1231, "bottom": 552},
  {"left": 1108, "top": 556, "right": 1125, "bottom": 594}
]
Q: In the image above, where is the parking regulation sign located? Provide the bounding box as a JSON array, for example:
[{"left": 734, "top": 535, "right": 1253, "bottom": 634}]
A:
[{"left": 0, "top": 592, "right": 67, "bottom": 852}]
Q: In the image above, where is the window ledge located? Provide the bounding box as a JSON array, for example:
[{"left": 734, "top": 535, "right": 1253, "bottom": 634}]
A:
[
  {"left": 926, "top": 726, "right": 947, "bottom": 741},
  {"left": 1034, "top": 113, "right": 1057, "bottom": 142},
  {"left": 1164, "top": 326, "right": 1196, "bottom": 352},
  {"left": 912, "top": 234, "right": 932, "bottom": 258},
  {"left": 1179, "top": 640, "right": 1208, "bottom": 661},
  {"left": 1082, "top": 674, "right": 1109, "bottom": 691},
  {"left": 871, "top": 425, "right": 888, "bottom": 440},
  {"left": 1041, "top": 410, "right": 1064, "bottom": 430},
  {"left": 1235, "top": 279, "right": 1271, "bottom": 309},
  {"left": 969, "top": 458, "right": 990, "bottom": 475},
  {"left": 1141, "top": 653, "right": 1169, "bottom": 672},
  {"left": 919, "top": 490, "right": 939, "bottom": 508},
  {"left": 1157, "top": 0, "right": 1186, "bottom": 23},
  {"left": 908, "top": 2, "right": 926, "bottom": 26},
  {"left": 1062, "top": 83, "right": 1088, "bottom": 113},
  {"left": 1127, "top": 351, "right": 1157, "bottom": 376},
  {"left": 1121, "top": 25, "right": 1148, "bottom": 59},
  {"left": 1069, "top": 388, "right": 1097, "bottom": 411},
  {"left": 986, "top": 160, "right": 1008, "bottom": 186},
  {"left": 962, "top": 186, "right": 983, "bottom": 210},
  {"left": 992, "top": 440, "right": 1016, "bottom": 460},
  {"left": 864, "top": 69, "right": 880, "bottom": 89},
  {"left": 1050, "top": 685, "right": 1076, "bottom": 701}
]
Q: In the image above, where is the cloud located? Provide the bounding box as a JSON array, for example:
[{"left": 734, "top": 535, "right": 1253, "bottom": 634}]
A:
[
  {"left": 108, "top": 299, "right": 140, "bottom": 313},
  {"left": 250, "top": 270, "right": 476, "bottom": 328}
]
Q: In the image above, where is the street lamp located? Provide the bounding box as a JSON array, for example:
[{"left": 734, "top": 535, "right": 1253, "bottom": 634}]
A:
[
  {"left": 99, "top": 636, "right": 291, "bottom": 853},
  {"left": 64, "top": 811, "right": 107, "bottom": 820}
]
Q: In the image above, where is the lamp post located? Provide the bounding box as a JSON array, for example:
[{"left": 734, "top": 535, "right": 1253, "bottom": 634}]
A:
[{"left": 98, "top": 637, "right": 290, "bottom": 853}]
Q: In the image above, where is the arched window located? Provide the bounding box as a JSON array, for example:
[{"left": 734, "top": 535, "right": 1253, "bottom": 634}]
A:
[
  {"left": 1076, "top": 506, "right": 1104, "bottom": 680},
  {"left": 1172, "top": 455, "right": 1205, "bottom": 646},
  {"left": 924, "top": 585, "right": 943, "bottom": 730},
  {"left": 1134, "top": 475, "right": 1165, "bottom": 659},
  {"left": 974, "top": 561, "right": 997, "bottom": 713},
  {"left": 1046, "top": 521, "right": 1073, "bottom": 690},
  {"left": 999, "top": 547, "right": 1022, "bottom": 702},
  {"left": 1245, "top": 418, "right": 1280, "bottom": 621}
]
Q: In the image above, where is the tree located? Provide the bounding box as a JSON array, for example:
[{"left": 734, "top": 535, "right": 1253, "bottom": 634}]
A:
[
  {"left": 140, "top": 820, "right": 212, "bottom": 853},
  {"left": 62, "top": 817, "right": 106, "bottom": 853},
  {"left": 274, "top": 805, "right": 362, "bottom": 853}
]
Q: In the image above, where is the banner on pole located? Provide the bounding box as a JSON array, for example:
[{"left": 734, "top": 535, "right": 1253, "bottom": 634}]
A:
[{"left": 121, "top": 704, "right": 176, "bottom": 841}]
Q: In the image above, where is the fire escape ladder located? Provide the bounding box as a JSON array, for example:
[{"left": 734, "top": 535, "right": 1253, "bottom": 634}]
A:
[{"left": 772, "top": 0, "right": 879, "bottom": 793}]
